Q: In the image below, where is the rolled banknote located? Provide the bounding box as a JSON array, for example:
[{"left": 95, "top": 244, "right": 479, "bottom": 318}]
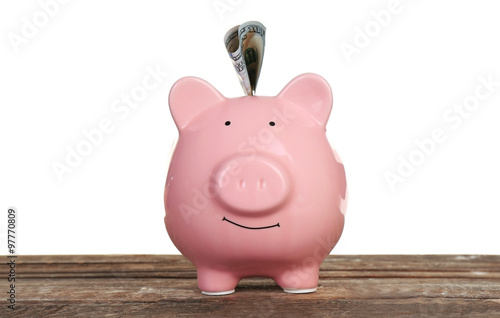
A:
[
  {"left": 224, "top": 25, "right": 252, "bottom": 95},
  {"left": 224, "top": 21, "right": 266, "bottom": 95}
]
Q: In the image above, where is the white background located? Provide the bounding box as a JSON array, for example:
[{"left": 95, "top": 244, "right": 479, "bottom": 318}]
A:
[{"left": 1, "top": 0, "right": 499, "bottom": 255}]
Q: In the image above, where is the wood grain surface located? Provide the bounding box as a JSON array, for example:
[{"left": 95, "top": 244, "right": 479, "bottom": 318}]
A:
[{"left": 2, "top": 255, "right": 500, "bottom": 317}]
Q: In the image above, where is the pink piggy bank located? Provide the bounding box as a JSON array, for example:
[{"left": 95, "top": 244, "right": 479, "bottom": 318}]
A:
[{"left": 164, "top": 73, "right": 347, "bottom": 295}]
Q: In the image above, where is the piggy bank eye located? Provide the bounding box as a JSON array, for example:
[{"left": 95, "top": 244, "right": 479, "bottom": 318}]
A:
[
  {"left": 225, "top": 121, "right": 231, "bottom": 126},
  {"left": 269, "top": 121, "right": 276, "bottom": 126}
]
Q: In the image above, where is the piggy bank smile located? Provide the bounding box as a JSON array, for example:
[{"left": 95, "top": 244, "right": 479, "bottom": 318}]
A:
[
  {"left": 222, "top": 216, "right": 280, "bottom": 230},
  {"left": 165, "top": 73, "right": 347, "bottom": 295}
]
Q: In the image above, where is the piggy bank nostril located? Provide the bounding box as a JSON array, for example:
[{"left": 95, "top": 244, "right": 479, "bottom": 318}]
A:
[
  {"left": 258, "top": 178, "right": 266, "bottom": 189},
  {"left": 238, "top": 179, "right": 246, "bottom": 189}
]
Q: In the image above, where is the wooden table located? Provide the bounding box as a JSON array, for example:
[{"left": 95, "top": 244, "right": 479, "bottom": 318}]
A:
[{"left": 3, "top": 255, "right": 500, "bottom": 317}]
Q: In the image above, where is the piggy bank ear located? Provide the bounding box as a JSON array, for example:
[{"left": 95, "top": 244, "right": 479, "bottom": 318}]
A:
[
  {"left": 278, "top": 73, "right": 333, "bottom": 128},
  {"left": 169, "top": 77, "right": 225, "bottom": 130}
]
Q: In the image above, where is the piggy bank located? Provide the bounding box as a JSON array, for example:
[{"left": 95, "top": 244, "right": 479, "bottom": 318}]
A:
[{"left": 164, "top": 73, "right": 347, "bottom": 295}]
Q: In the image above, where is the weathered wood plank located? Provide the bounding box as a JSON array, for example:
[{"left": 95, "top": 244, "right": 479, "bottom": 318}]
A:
[
  {"left": 12, "top": 277, "right": 500, "bottom": 301},
  {"left": 16, "top": 254, "right": 500, "bottom": 271},
  {"left": 13, "top": 269, "right": 500, "bottom": 279},
  {"left": 2, "top": 255, "right": 500, "bottom": 317},
  {"left": 13, "top": 254, "right": 500, "bottom": 279},
  {"left": 5, "top": 299, "right": 500, "bottom": 318}
]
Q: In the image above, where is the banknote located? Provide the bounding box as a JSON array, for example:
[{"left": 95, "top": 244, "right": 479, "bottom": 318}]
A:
[{"left": 224, "top": 21, "right": 266, "bottom": 95}]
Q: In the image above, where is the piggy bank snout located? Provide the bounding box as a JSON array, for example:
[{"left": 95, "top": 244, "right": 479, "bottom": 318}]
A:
[{"left": 214, "top": 156, "right": 291, "bottom": 214}]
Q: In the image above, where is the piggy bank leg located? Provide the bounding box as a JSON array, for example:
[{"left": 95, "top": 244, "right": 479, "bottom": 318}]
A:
[
  {"left": 274, "top": 266, "right": 320, "bottom": 294},
  {"left": 197, "top": 268, "right": 240, "bottom": 296}
]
